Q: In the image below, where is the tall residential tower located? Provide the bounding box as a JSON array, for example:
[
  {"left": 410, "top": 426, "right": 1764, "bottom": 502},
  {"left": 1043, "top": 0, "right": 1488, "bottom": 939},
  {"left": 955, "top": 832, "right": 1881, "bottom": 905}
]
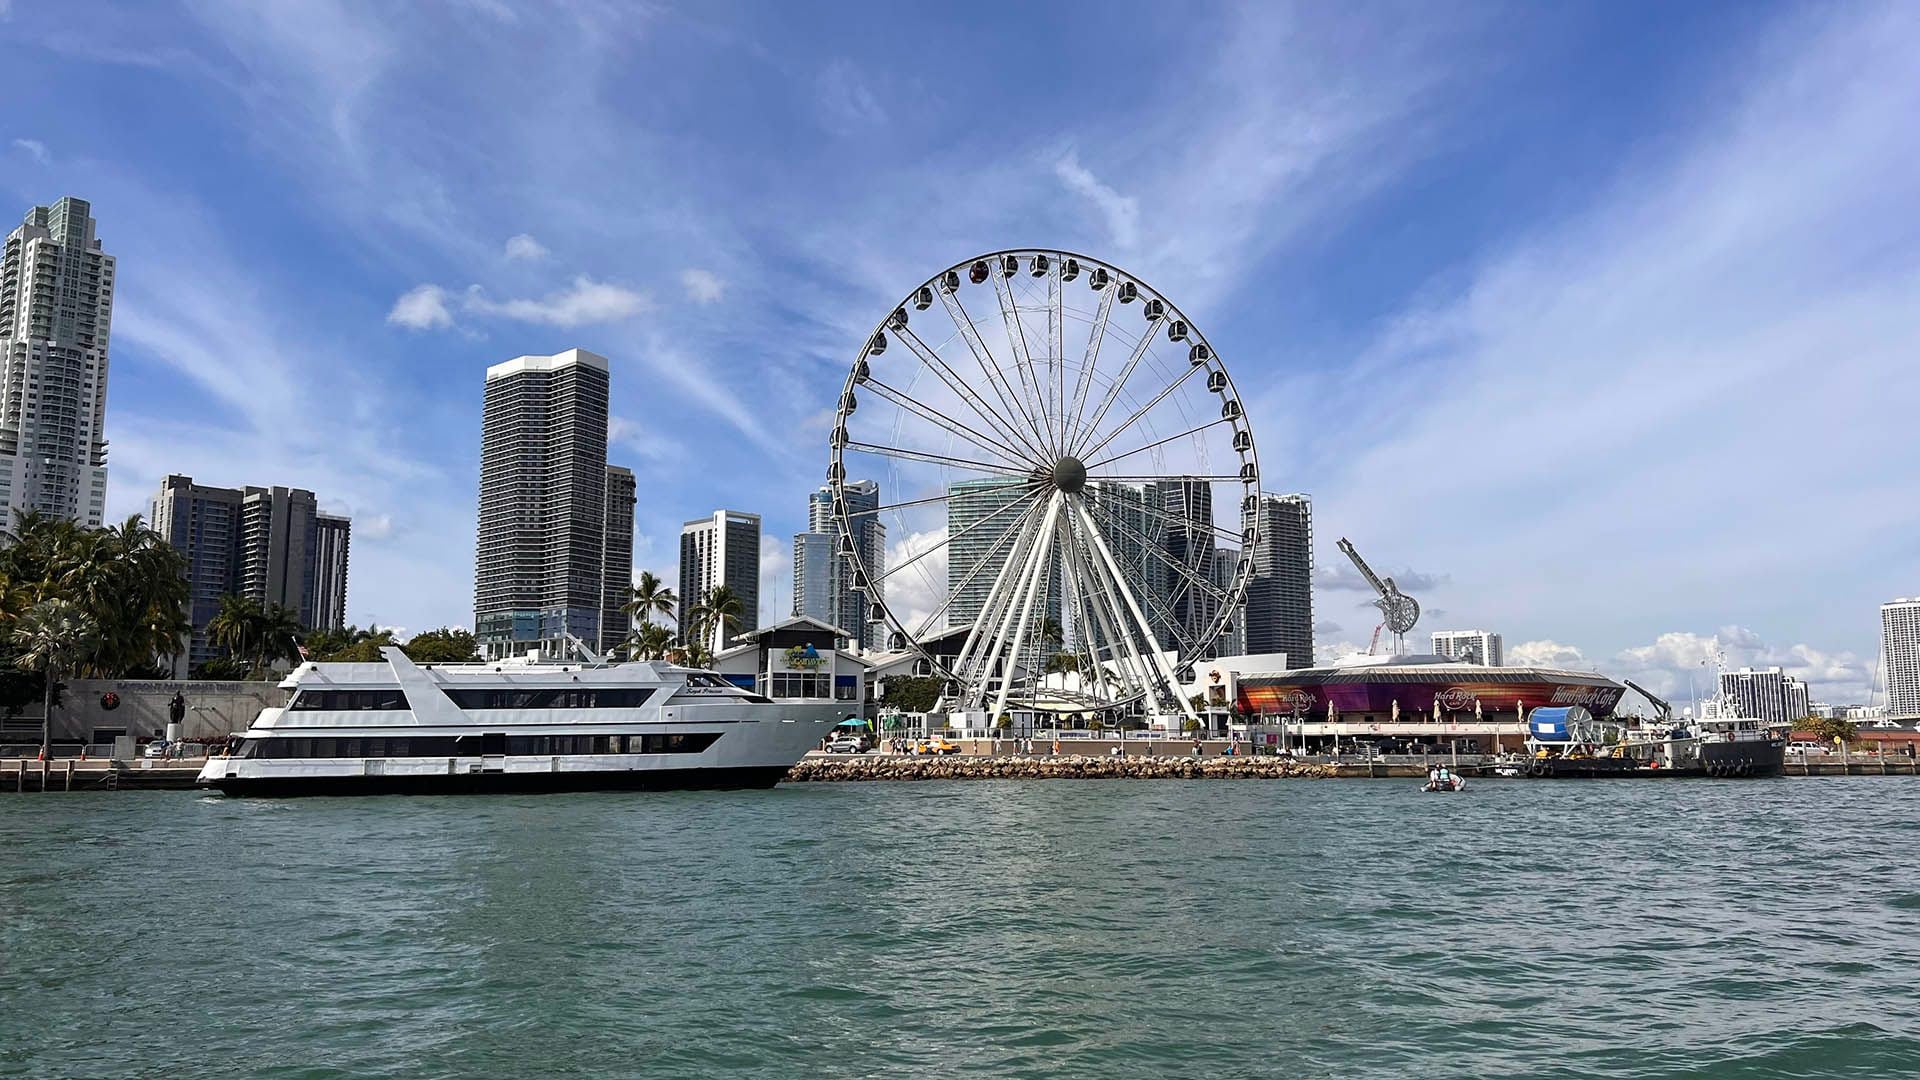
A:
[
  {"left": 474, "top": 348, "right": 630, "bottom": 659},
  {"left": 1244, "top": 493, "right": 1312, "bottom": 666},
  {"left": 1884, "top": 598, "right": 1920, "bottom": 719},
  {"left": 792, "top": 480, "right": 885, "bottom": 649},
  {"left": 0, "top": 197, "right": 114, "bottom": 530},
  {"left": 680, "top": 510, "right": 760, "bottom": 648}
]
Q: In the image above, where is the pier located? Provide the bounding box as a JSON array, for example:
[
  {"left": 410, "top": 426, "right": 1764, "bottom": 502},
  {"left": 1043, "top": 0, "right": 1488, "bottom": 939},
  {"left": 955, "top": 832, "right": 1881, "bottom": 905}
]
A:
[{"left": 3, "top": 758, "right": 206, "bottom": 792}]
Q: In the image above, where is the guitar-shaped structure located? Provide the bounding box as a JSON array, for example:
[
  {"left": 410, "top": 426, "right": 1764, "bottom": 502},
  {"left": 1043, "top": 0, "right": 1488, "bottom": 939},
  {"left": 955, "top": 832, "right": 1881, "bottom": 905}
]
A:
[{"left": 1336, "top": 537, "right": 1421, "bottom": 655}]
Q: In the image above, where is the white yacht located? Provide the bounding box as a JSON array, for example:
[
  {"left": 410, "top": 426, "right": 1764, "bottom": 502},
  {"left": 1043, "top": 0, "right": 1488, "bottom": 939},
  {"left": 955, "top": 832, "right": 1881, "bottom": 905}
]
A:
[{"left": 196, "top": 647, "right": 842, "bottom": 796}]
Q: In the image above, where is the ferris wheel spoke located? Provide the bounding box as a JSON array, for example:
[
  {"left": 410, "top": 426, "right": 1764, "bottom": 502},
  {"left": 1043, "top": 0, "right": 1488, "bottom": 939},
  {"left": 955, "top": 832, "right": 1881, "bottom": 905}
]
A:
[
  {"left": 842, "top": 439, "right": 1034, "bottom": 478},
  {"left": 1079, "top": 362, "right": 1208, "bottom": 463},
  {"left": 937, "top": 287, "right": 1056, "bottom": 460},
  {"left": 840, "top": 488, "right": 958, "bottom": 520},
  {"left": 990, "top": 274, "right": 1056, "bottom": 458},
  {"left": 911, "top": 495, "right": 1044, "bottom": 639},
  {"left": 1065, "top": 282, "right": 1116, "bottom": 453},
  {"left": 892, "top": 323, "right": 1050, "bottom": 465},
  {"left": 1072, "top": 319, "right": 1160, "bottom": 454},
  {"left": 1048, "top": 261, "right": 1066, "bottom": 459},
  {"left": 1085, "top": 498, "right": 1233, "bottom": 605},
  {"left": 858, "top": 374, "right": 1032, "bottom": 467},
  {"left": 1065, "top": 514, "right": 1158, "bottom": 701},
  {"left": 1069, "top": 498, "right": 1197, "bottom": 719},
  {"left": 1083, "top": 416, "right": 1236, "bottom": 473},
  {"left": 989, "top": 495, "right": 1065, "bottom": 718},
  {"left": 1085, "top": 486, "right": 1246, "bottom": 545},
  {"left": 1086, "top": 473, "right": 1244, "bottom": 484},
  {"left": 876, "top": 482, "right": 1043, "bottom": 586}
]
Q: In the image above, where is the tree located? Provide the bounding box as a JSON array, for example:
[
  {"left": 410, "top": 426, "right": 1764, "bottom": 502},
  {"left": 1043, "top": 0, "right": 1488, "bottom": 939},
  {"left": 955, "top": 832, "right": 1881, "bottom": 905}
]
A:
[
  {"left": 0, "top": 511, "right": 190, "bottom": 680},
  {"left": 317, "top": 628, "right": 399, "bottom": 664},
  {"left": 881, "top": 675, "right": 944, "bottom": 713},
  {"left": 13, "top": 598, "right": 98, "bottom": 758},
  {"left": 627, "top": 622, "right": 673, "bottom": 660},
  {"left": 207, "top": 594, "right": 264, "bottom": 669},
  {"left": 624, "top": 570, "right": 677, "bottom": 629},
  {"left": 1807, "top": 715, "right": 1858, "bottom": 746},
  {"left": 690, "top": 584, "right": 746, "bottom": 654},
  {"left": 403, "top": 627, "right": 480, "bottom": 663}
]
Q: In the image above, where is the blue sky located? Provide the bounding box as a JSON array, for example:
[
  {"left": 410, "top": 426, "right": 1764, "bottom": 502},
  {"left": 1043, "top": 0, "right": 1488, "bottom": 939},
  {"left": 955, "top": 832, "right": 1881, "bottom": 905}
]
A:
[{"left": 3, "top": 1, "right": 1915, "bottom": 705}]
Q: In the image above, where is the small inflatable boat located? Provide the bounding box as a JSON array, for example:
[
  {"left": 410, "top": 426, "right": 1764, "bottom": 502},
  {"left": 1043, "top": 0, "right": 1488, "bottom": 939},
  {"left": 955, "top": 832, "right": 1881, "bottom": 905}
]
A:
[{"left": 1421, "top": 768, "right": 1466, "bottom": 792}]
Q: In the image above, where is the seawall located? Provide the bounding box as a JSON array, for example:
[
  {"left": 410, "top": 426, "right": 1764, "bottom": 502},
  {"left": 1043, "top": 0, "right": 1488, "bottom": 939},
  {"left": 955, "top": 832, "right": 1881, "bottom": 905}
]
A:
[{"left": 787, "top": 753, "right": 1332, "bottom": 782}]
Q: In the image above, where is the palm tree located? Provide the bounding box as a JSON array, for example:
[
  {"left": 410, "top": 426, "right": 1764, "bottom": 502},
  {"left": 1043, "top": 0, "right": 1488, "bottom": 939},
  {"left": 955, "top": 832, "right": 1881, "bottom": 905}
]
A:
[
  {"left": 692, "top": 584, "right": 747, "bottom": 654},
  {"left": 627, "top": 622, "right": 673, "bottom": 660},
  {"left": 13, "top": 598, "right": 98, "bottom": 758},
  {"left": 207, "top": 594, "right": 264, "bottom": 670},
  {"left": 624, "top": 571, "right": 678, "bottom": 629},
  {"left": 253, "top": 604, "right": 303, "bottom": 673}
]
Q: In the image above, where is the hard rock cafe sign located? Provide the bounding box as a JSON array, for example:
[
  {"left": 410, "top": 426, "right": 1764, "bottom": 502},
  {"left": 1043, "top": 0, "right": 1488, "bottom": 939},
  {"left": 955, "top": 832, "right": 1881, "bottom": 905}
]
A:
[
  {"left": 1283, "top": 689, "right": 1315, "bottom": 714},
  {"left": 1438, "top": 687, "right": 1478, "bottom": 711}
]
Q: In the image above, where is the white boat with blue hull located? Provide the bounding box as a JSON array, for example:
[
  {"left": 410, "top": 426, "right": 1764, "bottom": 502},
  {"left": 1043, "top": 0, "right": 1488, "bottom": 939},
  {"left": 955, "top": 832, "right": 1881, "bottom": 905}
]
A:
[{"left": 196, "top": 647, "right": 841, "bottom": 797}]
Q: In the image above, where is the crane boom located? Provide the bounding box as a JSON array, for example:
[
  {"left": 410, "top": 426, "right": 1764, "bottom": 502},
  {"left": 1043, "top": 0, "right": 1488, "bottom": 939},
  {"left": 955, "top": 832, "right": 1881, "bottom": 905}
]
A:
[{"left": 1623, "top": 679, "right": 1672, "bottom": 721}]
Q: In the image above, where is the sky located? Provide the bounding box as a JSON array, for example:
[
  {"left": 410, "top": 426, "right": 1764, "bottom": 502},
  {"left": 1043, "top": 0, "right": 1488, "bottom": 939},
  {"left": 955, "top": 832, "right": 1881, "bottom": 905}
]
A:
[{"left": 2, "top": 0, "right": 1915, "bottom": 708}]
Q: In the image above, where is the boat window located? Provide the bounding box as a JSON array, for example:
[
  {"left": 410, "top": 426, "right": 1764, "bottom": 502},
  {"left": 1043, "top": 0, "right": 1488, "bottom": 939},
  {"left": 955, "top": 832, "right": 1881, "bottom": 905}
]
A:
[
  {"left": 288, "top": 689, "right": 412, "bottom": 711},
  {"left": 443, "top": 687, "right": 657, "bottom": 710},
  {"left": 243, "top": 732, "right": 719, "bottom": 758}
]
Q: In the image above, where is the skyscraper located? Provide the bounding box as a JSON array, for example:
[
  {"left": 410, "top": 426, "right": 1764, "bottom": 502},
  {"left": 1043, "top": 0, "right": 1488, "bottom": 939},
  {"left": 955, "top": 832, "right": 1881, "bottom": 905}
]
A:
[
  {"left": 792, "top": 481, "right": 885, "bottom": 649},
  {"left": 0, "top": 197, "right": 114, "bottom": 531},
  {"left": 679, "top": 510, "right": 760, "bottom": 647},
  {"left": 1244, "top": 493, "right": 1312, "bottom": 666},
  {"left": 1884, "top": 598, "right": 1920, "bottom": 719},
  {"left": 1717, "top": 667, "right": 1808, "bottom": 724},
  {"left": 474, "top": 348, "right": 614, "bottom": 659},
  {"left": 150, "top": 475, "right": 350, "bottom": 673},
  {"left": 311, "top": 513, "right": 351, "bottom": 631},
  {"left": 1432, "top": 629, "right": 1504, "bottom": 667},
  {"left": 601, "top": 465, "right": 636, "bottom": 654},
  {"left": 1146, "top": 478, "right": 1217, "bottom": 653},
  {"left": 947, "top": 477, "right": 1039, "bottom": 630}
]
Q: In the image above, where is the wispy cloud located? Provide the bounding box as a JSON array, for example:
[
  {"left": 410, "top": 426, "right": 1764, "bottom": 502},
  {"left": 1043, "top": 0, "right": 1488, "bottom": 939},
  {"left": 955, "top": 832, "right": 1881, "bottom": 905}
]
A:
[
  {"left": 504, "top": 232, "right": 548, "bottom": 261},
  {"left": 10, "top": 138, "right": 49, "bottom": 165},
  {"left": 680, "top": 268, "right": 725, "bottom": 304},
  {"left": 387, "top": 283, "right": 454, "bottom": 329},
  {"left": 1054, "top": 152, "right": 1139, "bottom": 250},
  {"left": 814, "top": 59, "right": 885, "bottom": 136},
  {"left": 462, "top": 276, "right": 651, "bottom": 327}
]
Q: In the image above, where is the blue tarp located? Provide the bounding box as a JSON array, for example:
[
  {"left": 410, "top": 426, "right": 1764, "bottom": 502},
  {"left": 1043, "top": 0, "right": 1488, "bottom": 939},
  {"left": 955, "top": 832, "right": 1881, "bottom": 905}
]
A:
[{"left": 1529, "top": 706, "right": 1575, "bottom": 742}]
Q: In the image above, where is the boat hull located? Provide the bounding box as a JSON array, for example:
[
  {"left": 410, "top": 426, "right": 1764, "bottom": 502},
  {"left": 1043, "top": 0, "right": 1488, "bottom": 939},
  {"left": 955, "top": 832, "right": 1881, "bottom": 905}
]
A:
[
  {"left": 1699, "top": 738, "right": 1786, "bottom": 778},
  {"left": 204, "top": 764, "right": 794, "bottom": 797}
]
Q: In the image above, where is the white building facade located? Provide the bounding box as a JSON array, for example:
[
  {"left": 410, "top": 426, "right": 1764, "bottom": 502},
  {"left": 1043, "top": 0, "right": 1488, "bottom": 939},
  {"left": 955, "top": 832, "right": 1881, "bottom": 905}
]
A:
[
  {"left": 0, "top": 196, "right": 113, "bottom": 531},
  {"left": 1718, "top": 666, "right": 1810, "bottom": 724},
  {"left": 1432, "top": 630, "right": 1504, "bottom": 667},
  {"left": 1884, "top": 598, "right": 1920, "bottom": 719},
  {"left": 679, "top": 509, "right": 761, "bottom": 647}
]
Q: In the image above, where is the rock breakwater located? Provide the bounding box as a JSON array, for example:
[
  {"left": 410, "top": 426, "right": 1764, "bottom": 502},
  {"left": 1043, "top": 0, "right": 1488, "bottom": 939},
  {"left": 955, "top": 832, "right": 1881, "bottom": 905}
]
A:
[{"left": 787, "top": 753, "right": 1331, "bottom": 782}]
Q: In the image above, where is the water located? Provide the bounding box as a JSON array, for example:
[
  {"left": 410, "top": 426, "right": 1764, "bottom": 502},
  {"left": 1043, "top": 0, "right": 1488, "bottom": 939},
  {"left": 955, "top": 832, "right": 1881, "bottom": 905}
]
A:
[{"left": 4, "top": 778, "right": 1919, "bottom": 1079}]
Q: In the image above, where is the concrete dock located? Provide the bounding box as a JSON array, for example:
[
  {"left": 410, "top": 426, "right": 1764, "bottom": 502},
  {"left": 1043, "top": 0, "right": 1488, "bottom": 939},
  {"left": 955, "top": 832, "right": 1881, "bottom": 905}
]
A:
[{"left": 3, "top": 758, "right": 206, "bottom": 792}]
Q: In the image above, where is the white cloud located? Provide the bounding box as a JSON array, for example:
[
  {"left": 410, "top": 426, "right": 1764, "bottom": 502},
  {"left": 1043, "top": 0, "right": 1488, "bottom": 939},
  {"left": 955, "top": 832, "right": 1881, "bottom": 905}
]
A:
[
  {"left": 1054, "top": 151, "right": 1139, "bottom": 250},
  {"left": 882, "top": 526, "right": 949, "bottom": 638},
  {"left": 814, "top": 59, "right": 885, "bottom": 135},
  {"left": 1508, "top": 639, "right": 1590, "bottom": 669},
  {"left": 1612, "top": 627, "right": 1878, "bottom": 707},
  {"left": 463, "top": 275, "right": 651, "bottom": 326},
  {"left": 10, "top": 138, "right": 49, "bottom": 165},
  {"left": 357, "top": 513, "right": 395, "bottom": 540},
  {"left": 607, "top": 415, "right": 686, "bottom": 465},
  {"left": 386, "top": 284, "right": 454, "bottom": 329},
  {"left": 679, "top": 268, "right": 725, "bottom": 304},
  {"left": 504, "top": 232, "right": 548, "bottom": 261}
]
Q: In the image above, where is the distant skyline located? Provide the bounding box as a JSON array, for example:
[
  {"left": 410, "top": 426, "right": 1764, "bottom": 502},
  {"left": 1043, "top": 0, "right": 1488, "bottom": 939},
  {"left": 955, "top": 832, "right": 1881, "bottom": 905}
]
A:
[{"left": 2, "top": 1, "right": 1915, "bottom": 704}]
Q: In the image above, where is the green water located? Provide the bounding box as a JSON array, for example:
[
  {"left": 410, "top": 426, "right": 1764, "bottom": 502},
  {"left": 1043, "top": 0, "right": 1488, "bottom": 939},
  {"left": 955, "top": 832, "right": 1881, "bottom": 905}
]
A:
[{"left": 4, "top": 778, "right": 1918, "bottom": 1078}]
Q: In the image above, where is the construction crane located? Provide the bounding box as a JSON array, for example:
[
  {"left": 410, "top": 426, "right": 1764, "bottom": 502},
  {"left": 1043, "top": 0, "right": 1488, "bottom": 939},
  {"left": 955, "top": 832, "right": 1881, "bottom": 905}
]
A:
[
  {"left": 1623, "top": 679, "right": 1672, "bottom": 722},
  {"left": 1336, "top": 537, "right": 1420, "bottom": 655}
]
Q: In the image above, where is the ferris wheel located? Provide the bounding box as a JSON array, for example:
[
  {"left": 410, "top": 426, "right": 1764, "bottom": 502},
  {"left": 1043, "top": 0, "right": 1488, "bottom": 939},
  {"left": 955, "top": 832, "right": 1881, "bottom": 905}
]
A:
[{"left": 827, "top": 249, "right": 1259, "bottom": 719}]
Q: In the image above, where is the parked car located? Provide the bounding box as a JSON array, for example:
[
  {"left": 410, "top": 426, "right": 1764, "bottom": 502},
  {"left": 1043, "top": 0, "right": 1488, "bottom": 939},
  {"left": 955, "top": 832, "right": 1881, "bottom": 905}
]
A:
[
  {"left": 143, "top": 740, "right": 170, "bottom": 759},
  {"left": 825, "top": 735, "right": 869, "bottom": 754},
  {"left": 912, "top": 737, "right": 960, "bottom": 756}
]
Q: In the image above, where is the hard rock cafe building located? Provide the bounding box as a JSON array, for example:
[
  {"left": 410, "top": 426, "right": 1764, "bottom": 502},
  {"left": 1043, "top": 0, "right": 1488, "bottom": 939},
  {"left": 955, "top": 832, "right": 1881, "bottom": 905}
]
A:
[{"left": 1230, "top": 652, "right": 1627, "bottom": 754}]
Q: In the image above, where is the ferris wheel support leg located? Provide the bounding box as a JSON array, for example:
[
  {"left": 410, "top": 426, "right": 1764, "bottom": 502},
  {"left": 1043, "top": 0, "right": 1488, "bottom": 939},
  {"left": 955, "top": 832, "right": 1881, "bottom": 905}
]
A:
[
  {"left": 990, "top": 494, "right": 1064, "bottom": 723},
  {"left": 1069, "top": 517, "right": 1154, "bottom": 712},
  {"left": 951, "top": 503, "right": 1044, "bottom": 708},
  {"left": 1072, "top": 498, "right": 1200, "bottom": 728}
]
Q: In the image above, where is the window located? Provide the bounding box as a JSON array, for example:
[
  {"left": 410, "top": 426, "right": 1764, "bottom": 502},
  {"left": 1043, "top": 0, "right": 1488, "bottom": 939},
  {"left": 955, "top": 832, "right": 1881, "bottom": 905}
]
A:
[
  {"left": 770, "top": 673, "right": 829, "bottom": 699},
  {"left": 444, "top": 687, "right": 656, "bottom": 709},
  {"left": 241, "top": 731, "right": 720, "bottom": 758},
  {"left": 287, "top": 689, "right": 410, "bottom": 711}
]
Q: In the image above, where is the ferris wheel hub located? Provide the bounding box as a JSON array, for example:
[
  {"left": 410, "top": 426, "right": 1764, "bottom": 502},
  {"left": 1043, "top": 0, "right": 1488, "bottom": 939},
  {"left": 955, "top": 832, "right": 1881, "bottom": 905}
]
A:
[{"left": 1050, "top": 456, "right": 1088, "bottom": 494}]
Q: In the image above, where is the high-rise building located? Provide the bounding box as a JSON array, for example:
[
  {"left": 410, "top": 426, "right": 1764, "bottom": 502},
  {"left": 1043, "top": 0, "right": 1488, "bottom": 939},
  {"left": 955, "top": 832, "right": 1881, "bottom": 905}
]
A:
[
  {"left": 946, "top": 477, "right": 1033, "bottom": 629},
  {"left": 679, "top": 510, "right": 760, "bottom": 648},
  {"left": 1212, "top": 546, "right": 1246, "bottom": 658},
  {"left": 1432, "top": 629, "right": 1504, "bottom": 667},
  {"left": 793, "top": 481, "right": 885, "bottom": 649},
  {"left": 1883, "top": 598, "right": 1920, "bottom": 719},
  {"left": 1717, "top": 667, "right": 1808, "bottom": 724},
  {"left": 1244, "top": 493, "right": 1312, "bottom": 665},
  {"left": 1146, "top": 478, "right": 1217, "bottom": 654},
  {"left": 311, "top": 513, "right": 351, "bottom": 631},
  {"left": 150, "top": 475, "right": 349, "bottom": 673},
  {"left": 601, "top": 465, "right": 636, "bottom": 654},
  {"left": 0, "top": 196, "right": 114, "bottom": 531},
  {"left": 1086, "top": 481, "right": 1171, "bottom": 649},
  {"left": 474, "top": 348, "right": 615, "bottom": 659}
]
